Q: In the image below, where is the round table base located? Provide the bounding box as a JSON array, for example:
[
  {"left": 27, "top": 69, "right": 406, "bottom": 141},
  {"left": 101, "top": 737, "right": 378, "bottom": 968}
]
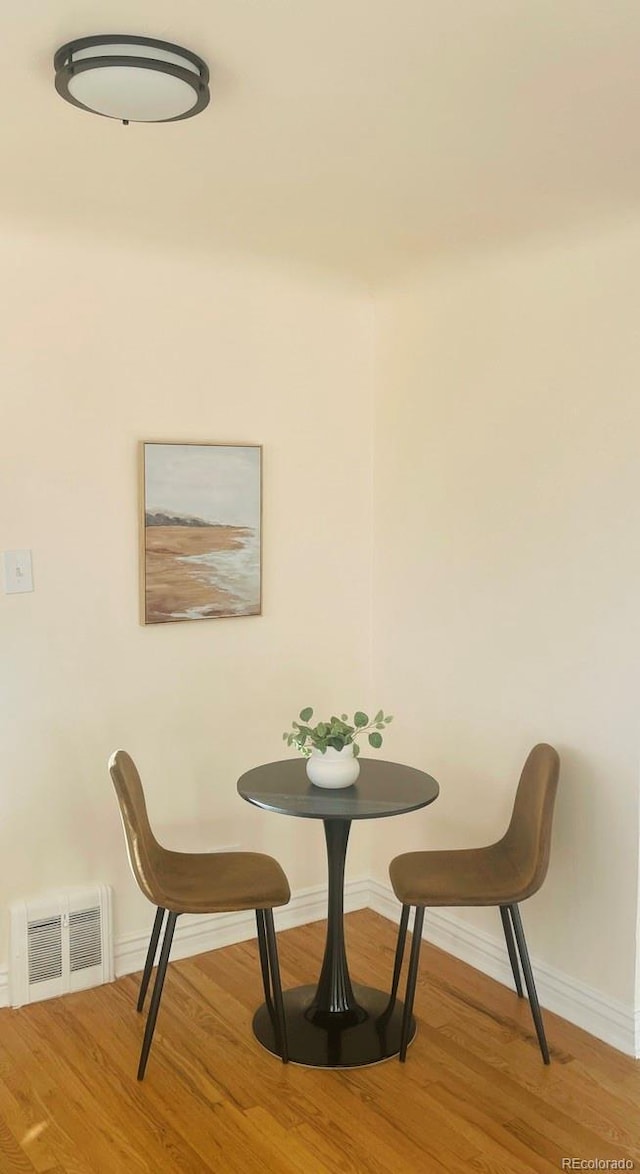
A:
[{"left": 253, "top": 983, "right": 415, "bottom": 1068}]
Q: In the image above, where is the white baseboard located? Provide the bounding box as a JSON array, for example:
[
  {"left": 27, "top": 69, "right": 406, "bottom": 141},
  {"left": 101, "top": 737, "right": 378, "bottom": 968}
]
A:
[
  {"left": 0, "top": 877, "right": 636, "bottom": 1059},
  {"left": 368, "top": 878, "right": 639, "bottom": 1059},
  {"left": 114, "top": 877, "right": 372, "bottom": 979}
]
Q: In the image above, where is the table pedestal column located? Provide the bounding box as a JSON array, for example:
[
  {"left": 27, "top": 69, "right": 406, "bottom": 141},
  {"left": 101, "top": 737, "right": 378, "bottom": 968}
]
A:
[
  {"left": 306, "top": 819, "right": 363, "bottom": 1025},
  {"left": 252, "top": 817, "right": 416, "bottom": 1067}
]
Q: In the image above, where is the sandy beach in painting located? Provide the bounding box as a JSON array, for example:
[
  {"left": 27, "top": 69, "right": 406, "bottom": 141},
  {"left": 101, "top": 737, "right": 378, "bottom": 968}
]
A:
[{"left": 144, "top": 525, "right": 260, "bottom": 623}]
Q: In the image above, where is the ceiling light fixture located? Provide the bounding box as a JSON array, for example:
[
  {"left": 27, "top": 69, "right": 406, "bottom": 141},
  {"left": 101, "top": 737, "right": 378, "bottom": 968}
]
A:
[{"left": 54, "top": 35, "right": 210, "bottom": 125}]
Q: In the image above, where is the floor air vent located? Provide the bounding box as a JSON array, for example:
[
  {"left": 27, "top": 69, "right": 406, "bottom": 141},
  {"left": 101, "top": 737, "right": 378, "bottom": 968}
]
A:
[{"left": 10, "top": 885, "right": 113, "bottom": 1007}]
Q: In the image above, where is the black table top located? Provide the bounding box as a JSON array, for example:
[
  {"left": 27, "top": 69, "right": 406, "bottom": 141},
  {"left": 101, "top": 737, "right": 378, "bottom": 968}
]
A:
[{"left": 237, "top": 757, "right": 439, "bottom": 821}]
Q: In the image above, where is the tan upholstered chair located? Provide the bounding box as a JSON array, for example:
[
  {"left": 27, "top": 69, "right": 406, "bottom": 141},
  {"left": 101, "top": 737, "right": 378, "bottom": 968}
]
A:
[
  {"left": 388, "top": 743, "right": 560, "bottom": 1064},
  {"left": 109, "top": 750, "right": 291, "bottom": 1080}
]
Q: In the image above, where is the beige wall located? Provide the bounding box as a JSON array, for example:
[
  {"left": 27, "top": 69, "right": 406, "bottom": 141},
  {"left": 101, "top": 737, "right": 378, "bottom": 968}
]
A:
[
  {"left": 0, "top": 227, "right": 374, "bottom": 962},
  {"left": 372, "top": 219, "right": 640, "bottom": 1007}
]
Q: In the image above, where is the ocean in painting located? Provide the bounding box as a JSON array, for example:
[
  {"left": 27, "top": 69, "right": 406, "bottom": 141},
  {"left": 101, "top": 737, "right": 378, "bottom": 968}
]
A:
[
  {"left": 179, "top": 528, "right": 260, "bottom": 618},
  {"left": 144, "top": 523, "right": 261, "bottom": 623}
]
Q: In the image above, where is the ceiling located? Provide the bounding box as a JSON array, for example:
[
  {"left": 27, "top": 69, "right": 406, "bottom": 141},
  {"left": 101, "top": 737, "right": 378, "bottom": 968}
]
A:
[{"left": 4, "top": 0, "right": 640, "bottom": 282}]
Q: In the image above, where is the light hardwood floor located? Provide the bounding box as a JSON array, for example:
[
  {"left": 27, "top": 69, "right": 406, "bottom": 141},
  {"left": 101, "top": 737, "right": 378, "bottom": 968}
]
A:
[{"left": 0, "top": 909, "right": 638, "bottom": 1173}]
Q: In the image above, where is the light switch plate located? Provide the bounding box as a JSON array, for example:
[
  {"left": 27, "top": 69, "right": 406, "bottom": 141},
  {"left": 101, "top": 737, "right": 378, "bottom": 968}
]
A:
[{"left": 4, "top": 550, "right": 33, "bottom": 594}]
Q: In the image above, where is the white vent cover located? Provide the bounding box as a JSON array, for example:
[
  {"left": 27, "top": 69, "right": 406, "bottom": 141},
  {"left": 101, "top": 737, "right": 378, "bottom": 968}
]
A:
[{"left": 9, "top": 885, "right": 113, "bottom": 1007}]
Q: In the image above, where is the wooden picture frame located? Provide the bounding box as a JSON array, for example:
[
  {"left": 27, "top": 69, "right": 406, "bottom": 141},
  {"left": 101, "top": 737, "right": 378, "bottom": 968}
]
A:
[{"left": 141, "top": 442, "right": 262, "bottom": 624}]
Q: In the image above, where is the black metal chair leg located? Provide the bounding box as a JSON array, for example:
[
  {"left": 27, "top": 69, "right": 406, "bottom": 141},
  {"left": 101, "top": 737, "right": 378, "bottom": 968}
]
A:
[
  {"left": 399, "top": 905, "right": 425, "bottom": 1062},
  {"left": 499, "top": 905, "right": 523, "bottom": 998},
  {"left": 255, "top": 910, "right": 274, "bottom": 1015},
  {"left": 138, "top": 910, "right": 178, "bottom": 1081},
  {"left": 508, "top": 904, "right": 550, "bottom": 1064},
  {"left": 263, "top": 909, "right": 288, "bottom": 1064},
  {"left": 378, "top": 903, "right": 410, "bottom": 1026},
  {"left": 389, "top": 904, "right": 410, "bottom": 1009},
  {"left": 137, "top": 907, "right": 166, "bottom": 1013}
]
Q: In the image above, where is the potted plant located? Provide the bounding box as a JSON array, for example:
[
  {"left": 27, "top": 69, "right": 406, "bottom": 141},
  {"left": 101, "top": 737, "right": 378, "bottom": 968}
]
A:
[{"left": 283, "top": 707, "right": 393, "bottom": 789}]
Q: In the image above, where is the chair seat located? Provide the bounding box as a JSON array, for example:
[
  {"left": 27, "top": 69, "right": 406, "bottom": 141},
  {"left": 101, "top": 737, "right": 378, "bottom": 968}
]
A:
[
  {"left": 155, "top": 850, "right": 290, "bottom": 914},
  {"left": 389, "top": 843, "right": 533, "bottom": 907}
]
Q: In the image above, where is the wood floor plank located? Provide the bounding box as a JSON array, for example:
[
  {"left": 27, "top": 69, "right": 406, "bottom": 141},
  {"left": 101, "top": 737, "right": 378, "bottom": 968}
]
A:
[
  {"left": 243, "top": 1106, "right": 335, "bottom": 1174},
  {"left": 416, "top": 1023, "right": 639, "bottom": 1166},
  {"left": 0, "top": 1047, "right": 62, "bottom": 1173},
  {"left": 291, "top": 1120, "right": 376, "bottom": 1174},
  {"left": 0, "top": 910, "right": 637, "bottom": 1173},
  {"left": 0, "top": 1111, "right": 39, "bottom": 1173},
  {"left": 5, "top": 1002, "right": 210, "bottom": 1174}
]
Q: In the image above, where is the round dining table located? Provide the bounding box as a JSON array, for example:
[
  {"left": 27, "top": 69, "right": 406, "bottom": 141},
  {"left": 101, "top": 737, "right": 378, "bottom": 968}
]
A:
[{"left": 237, "top": 756, "right": 439, "bottom": 1067}]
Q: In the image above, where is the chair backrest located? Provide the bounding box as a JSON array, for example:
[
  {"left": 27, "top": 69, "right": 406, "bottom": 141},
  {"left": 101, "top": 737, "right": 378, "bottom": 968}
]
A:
[
  {"left": 500, "top": 743, "right": 560, "bottom": 900},
  {"left": 109, "top": 750, "right": 164, "bottom": 905}
]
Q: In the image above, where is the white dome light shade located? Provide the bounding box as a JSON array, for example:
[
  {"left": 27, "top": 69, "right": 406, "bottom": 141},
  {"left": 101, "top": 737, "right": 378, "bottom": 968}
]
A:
[
  {"left": 54, "top": 36, "right": 210, "bottom": 123},
  {"left": 68, "top": 65, "right": 198, "bottom": 123}
]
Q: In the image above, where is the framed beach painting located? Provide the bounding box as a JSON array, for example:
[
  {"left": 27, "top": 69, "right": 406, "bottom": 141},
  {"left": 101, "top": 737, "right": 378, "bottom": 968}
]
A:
[{"left": 141, "top": 442, "right": 262, "bottom": 624}]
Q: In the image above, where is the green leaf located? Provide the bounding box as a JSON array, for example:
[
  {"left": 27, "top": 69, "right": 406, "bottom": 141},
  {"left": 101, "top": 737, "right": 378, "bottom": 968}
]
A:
[
  {"left": 316, "top": 722, "right": 327, "bottom": 737},
  {"left": 384, "top": 715, "right": 393, "bottom": 724},
  {"left": 374, "top": 709, "right": 384, "bottom": 723},
  {"left": 354, "top": 711, "right": 369, "bottom": 728},
  {"left": 353, "top": 743, "right": 360, "bottom": 756},
  {"left": 368, "top": 731, "right": 382, "bottom": 749},
  {"left": 299, "top": 707, "right": 314, "bottom": 722}
]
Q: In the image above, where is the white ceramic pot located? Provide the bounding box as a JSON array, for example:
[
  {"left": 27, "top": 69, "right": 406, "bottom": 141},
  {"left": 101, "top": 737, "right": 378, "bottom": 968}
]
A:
[{"left": 305, "top": 745, "right": 361, "bottom": 789}]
